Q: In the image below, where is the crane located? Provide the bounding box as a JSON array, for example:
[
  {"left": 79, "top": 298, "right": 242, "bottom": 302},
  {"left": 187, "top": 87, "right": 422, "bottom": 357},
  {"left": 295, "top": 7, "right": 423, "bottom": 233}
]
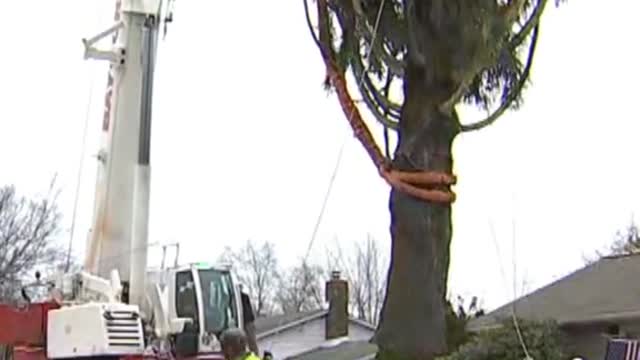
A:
[{"left": 0, "top": 1, "right": 247, "bottom": 359}]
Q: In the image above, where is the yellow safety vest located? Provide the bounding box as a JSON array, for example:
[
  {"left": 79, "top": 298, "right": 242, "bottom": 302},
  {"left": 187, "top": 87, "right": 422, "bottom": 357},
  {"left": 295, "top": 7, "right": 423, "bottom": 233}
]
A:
[{"left": 237, "top": 352, "right": 262, "bottom": 360}]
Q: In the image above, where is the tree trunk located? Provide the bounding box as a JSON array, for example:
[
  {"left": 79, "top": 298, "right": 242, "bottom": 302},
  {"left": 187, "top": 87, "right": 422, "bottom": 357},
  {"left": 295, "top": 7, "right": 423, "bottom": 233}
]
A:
[{"left": 373, "top": 63, "right": 459, "bottom": 360}]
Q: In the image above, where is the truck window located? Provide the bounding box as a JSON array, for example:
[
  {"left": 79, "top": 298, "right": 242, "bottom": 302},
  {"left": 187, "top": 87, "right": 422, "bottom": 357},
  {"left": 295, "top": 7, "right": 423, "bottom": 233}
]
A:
[
  {"left": 175, "top": 270, "right": 199, "bottom": 332},
  {"left": 198, "top": 269, "right": 238, "bottom": 334}
]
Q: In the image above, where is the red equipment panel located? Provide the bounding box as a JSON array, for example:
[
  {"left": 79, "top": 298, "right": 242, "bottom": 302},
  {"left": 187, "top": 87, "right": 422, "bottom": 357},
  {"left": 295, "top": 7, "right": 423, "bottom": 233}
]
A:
[{"left": 0, "top": 302, "right": 59, "bottom": 346}]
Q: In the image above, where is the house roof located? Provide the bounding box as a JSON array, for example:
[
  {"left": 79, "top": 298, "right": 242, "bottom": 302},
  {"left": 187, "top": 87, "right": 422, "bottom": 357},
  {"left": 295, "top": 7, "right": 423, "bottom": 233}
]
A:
[
  {"left": 254, "top": 310, "right": 327, "bottom": 338},
  {"left": 468, "top": 253, "right": 640, "bottom": 331},
  {"left": 254, "top": 310, "right": 376, "bottom": 340},
  {"left": 287, "top": 340, "right": 377, "bottom": 360}
]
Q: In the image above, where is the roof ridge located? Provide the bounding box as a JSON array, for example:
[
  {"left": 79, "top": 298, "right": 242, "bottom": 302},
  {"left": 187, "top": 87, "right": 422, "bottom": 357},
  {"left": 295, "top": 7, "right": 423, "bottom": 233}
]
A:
[
  {"left": 469, "top": 259, "right": 604, "bottom": 326},
  {"left": 601, "top": 251, "right": 640, "bottom": 260},
  {"left": 255, "top": 310, "right": 377, "bottom": 339},
  {"left": 469, "top": 253, "right": 640, "bottom": 330}
]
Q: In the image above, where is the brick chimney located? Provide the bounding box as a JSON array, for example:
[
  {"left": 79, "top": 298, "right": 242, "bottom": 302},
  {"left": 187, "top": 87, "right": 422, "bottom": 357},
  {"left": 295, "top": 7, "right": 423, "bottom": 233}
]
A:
[{"left": 325, "top": 270, "right": 349, "bottom": 340}]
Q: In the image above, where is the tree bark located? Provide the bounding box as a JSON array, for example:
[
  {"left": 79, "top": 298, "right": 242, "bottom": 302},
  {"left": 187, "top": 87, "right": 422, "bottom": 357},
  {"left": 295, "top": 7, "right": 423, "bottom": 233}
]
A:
[{"left": 373, "top": 63, "right": 459, "bottom": 360}]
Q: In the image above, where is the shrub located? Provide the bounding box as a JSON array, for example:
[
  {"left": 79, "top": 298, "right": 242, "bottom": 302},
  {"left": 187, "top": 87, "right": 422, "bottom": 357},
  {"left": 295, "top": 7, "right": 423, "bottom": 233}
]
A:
[{"left": 443, "top": 319, "right": 568, "bottom": 360}]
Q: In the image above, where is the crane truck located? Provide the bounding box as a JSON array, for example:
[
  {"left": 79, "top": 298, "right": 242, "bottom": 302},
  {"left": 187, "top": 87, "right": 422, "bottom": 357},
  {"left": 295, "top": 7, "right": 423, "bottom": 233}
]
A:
[{"left": 0, "top": 1, "right": 247, "bottom": 359}]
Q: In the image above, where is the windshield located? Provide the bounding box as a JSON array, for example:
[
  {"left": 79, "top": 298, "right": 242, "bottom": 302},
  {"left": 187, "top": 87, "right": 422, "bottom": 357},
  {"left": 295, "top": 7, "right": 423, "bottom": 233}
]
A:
[{"left": 198, "top": 269, "right": 238, "bottom": 334}]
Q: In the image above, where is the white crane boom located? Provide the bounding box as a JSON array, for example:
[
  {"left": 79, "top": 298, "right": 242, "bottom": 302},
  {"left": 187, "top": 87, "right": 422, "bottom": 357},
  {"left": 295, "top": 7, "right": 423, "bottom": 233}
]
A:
[{"left": 83, "top": 0, "right": 162, "bottom": 309}]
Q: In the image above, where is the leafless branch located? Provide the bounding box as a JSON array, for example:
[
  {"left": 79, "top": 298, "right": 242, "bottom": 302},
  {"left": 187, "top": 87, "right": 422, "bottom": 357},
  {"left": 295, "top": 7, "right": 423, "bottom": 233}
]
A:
[
  {"left": 275, "top": 262, "right": 324, "bottom": 314},
  {"left": 0, "top": 184, "right": 65, "bottom": 301},
  {"left": 326, "top": 235, "right": 387, "bottom": 325},
  {"left": 219, "top": 240, "right": 279, "bottom": 316}
]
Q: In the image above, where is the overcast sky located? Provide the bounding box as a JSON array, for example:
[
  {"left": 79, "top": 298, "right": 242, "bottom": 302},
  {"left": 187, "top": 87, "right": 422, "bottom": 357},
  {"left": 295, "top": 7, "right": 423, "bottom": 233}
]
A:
[{"left": 1, "top": 1, "right": 638, "bottom": 311}]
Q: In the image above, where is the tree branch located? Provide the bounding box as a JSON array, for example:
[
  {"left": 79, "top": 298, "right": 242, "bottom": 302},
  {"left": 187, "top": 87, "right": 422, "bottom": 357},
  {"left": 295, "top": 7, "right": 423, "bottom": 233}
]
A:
[
  {"left": 329, "top": 2, "right": 402, "bottom": 131},
  {"left": 379, "top": 41, "right": 405, "bottom": 77},
  {"left": 511, "top": 0, "right": 548, "bottom": 47},
  {"left": 0, "top": 185, "right": 63, "bottom": 291},
  {"left": 349, "top": 53, "right": 401, "bottom": 129},
  {"left": 302, "top": 0, "right": 322, "bottom": 50},
  {"left": 438, "top": 0, "right": 530, "bottom": 116},
  {"left": 315, "top": 0, "right": 390, "bottom": 172},
  {"left": 350, "top": 0, "right": 405, "bottom": 77},
  {"left": 381, "top": 68, "right": 393, "bottom": 158},
  {"left": 500, "top": 0, "right": 528, "bottom": 26},
  {"left": 358, "top": 58, "right": 402, "bottom": 117},
  {"left": 351, "top": 61, "right": 400, "bottom": 130},
  {"left": 460, "top": 25, "right": 540, "bottom": 133},
  {"left": 360, "top": 31, "right": 405, "bottom": 77}
]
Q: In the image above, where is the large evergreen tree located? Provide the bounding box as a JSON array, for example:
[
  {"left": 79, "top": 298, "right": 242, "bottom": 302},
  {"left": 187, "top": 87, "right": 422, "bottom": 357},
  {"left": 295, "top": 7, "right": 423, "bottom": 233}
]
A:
[{"left": 303, "top": 0, "right": 563, "bottom": 359}]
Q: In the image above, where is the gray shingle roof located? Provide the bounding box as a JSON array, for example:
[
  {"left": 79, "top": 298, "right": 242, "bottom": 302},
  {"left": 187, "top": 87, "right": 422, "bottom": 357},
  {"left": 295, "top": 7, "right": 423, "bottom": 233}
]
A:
[
  {"left": 468, "top": 253, "right": 640, "bottom": 331},
  {"left": 255, "top": 310, "right": 327, "bottom": 338},
  {"left": 255, "top": 310, "right": 376, "bottom": 339},
  {"left": 288, "top": 341, "right": 377, "bottom": 360}
]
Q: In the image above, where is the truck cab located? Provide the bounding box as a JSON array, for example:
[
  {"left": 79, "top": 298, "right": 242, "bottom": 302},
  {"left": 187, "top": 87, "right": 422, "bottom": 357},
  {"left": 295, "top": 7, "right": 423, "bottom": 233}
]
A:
[{"left": 160, "top": 263, "right": 244, "bottom": 357}]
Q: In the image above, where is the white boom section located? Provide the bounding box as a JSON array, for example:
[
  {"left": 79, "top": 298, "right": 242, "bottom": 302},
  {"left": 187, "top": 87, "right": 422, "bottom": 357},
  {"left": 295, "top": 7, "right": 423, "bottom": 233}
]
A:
[{"left": 83, "top": 0, "right": 162, "bottom": 309}]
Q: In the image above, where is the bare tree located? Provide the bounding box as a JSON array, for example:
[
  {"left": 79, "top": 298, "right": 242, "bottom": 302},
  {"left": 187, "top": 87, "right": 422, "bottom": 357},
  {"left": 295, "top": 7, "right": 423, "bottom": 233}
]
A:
[
  {"left": 352, "top": 237, "right": 386, "bottom": 325},
  {"left": 219, "top": 240, "right": 278, "bottom": 317},
  {"left": 275, "top": 262, "right": 324, "bottom": 314},
  {"left": 584, "top": 219, "right": 640, "bottom": 264},
  {"left": 609, "top": 220, "right": 640, "bottom": 256},
  {"left": 0, "top": 184, "right": 64, "bottom": 301},
  {"left": 327, "top": 236, "right": 388, "bottom": 325}
]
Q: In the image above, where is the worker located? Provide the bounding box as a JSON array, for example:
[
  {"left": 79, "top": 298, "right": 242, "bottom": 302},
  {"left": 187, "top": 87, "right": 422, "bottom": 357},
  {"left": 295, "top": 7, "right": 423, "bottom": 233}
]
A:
[
  {"left": 220, "top": 328, "right": 261, "bottom": 360},
  {"left": 240, "top": 288, "right": 260, "bottom": 355}
]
